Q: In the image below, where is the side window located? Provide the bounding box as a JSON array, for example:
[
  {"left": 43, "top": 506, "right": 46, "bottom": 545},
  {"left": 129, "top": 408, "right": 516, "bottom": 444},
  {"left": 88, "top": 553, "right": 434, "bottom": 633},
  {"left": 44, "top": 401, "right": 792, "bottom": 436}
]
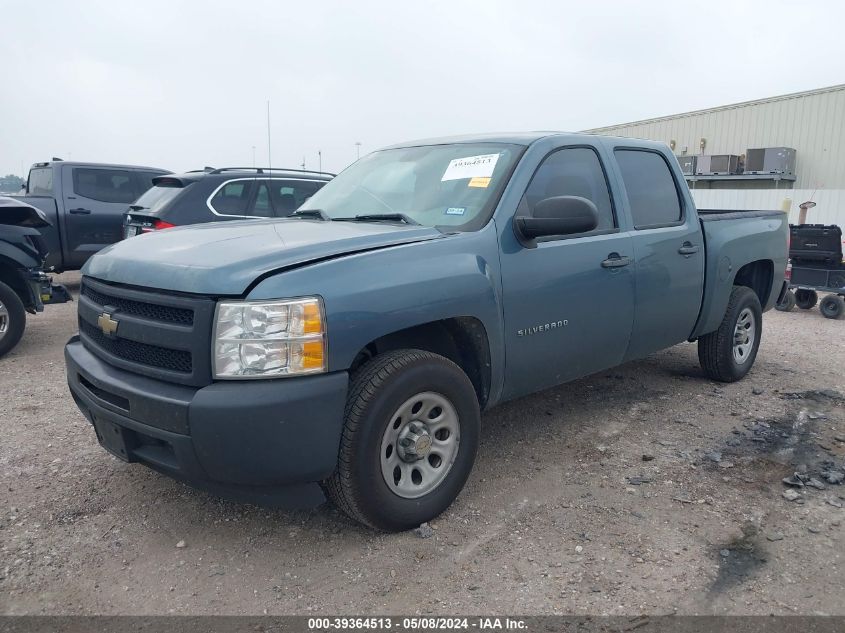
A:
[
  {"left": 73, "top": 168, "right": 137, "bottom": 204},
  {"left": 614, "top": 150, "right": 682, "bottom": 228},
  {"left": 209, "top": 180, "right": 256, "bottom": 216},
  {"left": 521, "top": 147, "right": 615, "bottom": 233},
  {"left": 135, "top": 171, "right": 165, "bottom": 195},
  {"left": 251, "top": 183, "right": 272, "bottom": 217},
  {"left": 268, "top": 180, "right": 326, "bottom": 216}
]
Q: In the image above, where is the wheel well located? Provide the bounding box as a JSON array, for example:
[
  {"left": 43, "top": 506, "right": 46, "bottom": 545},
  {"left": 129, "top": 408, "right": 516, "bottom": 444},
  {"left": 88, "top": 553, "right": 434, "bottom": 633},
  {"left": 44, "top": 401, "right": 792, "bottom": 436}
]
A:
[
  {"left": 0, "top": 259, "right": 31, "bottom": 308},
  {"left": 350, "top": 317, "right": 492, "bottom": 408},
  {"left": 733, "top": 260, "right": 773, "bottom": 306}
]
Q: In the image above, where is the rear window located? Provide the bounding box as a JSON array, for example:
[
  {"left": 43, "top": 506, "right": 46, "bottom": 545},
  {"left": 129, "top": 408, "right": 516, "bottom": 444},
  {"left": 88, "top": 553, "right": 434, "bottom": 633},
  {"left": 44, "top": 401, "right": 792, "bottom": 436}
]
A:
[
  {"left": 614, "top": 149, "right": 683, "bottom": 228},
  {"left": 136, "top": 171, "right": 167, "bottom": 193},
  {"left": 73, "top": 168, "right": 137, "bottom": 204},
  {"left": 131, "top": 184, "right": 187, "bottom": 215},
  {"left": 209, "top": 180, "right": 257, "bottom": 216},
  {"left": 27, "top": 168, "right": 53, "bottom": 196}
]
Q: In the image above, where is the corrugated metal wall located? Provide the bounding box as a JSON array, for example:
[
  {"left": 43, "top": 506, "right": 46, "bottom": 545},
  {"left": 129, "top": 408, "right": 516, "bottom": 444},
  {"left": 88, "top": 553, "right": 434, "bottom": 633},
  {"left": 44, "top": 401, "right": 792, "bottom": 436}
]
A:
[{"left": 586, "top": 84, "right": 845, "bottom": 190}]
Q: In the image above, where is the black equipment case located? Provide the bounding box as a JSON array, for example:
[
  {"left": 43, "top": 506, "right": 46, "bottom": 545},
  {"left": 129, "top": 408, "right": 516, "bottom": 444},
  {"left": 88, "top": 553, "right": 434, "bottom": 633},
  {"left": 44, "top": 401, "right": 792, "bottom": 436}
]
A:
[{"left": 789, "top": 224, "right": 843, "bottom": 265}]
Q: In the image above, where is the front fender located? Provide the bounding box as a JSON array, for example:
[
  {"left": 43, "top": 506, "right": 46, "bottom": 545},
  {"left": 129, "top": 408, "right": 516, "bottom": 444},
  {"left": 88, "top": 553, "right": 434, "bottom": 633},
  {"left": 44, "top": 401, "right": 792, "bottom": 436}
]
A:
[{"left": 246, "top": 226, "right": 506, "bottom": 404}]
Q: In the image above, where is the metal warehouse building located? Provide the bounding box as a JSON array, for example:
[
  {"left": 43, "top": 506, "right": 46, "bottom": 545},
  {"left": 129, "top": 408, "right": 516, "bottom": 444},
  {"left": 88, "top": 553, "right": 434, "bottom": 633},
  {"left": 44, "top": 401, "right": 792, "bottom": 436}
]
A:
[{"left": 585, "top": 84, "right": 845, "bottom": 227}]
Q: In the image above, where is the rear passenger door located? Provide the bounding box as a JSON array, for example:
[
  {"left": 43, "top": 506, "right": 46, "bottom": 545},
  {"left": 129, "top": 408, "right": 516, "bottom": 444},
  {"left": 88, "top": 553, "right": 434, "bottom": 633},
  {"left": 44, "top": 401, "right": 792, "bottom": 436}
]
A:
[
  {"left": 613, "top": 148, "right": 705, "bottom": 361},
  {"left": 62, "top": 166, "right": 141, "bottom": 268}
]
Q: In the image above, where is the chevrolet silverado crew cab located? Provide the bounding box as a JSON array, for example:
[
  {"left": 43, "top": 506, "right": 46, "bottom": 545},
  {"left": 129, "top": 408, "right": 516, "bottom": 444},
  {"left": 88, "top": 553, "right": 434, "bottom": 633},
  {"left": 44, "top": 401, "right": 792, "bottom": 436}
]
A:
[{"left": 65, "top": 133, "right": 788, "bottom": 531}]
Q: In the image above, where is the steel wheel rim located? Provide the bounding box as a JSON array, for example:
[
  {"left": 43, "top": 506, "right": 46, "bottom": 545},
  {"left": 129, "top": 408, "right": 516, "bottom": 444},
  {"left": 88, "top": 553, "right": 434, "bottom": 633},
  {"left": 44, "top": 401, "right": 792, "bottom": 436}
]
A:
[
  {"left": 380, "top": 391, "right": 461, "bottom": 499},
  {"left": 0, "top": 300, "right": 8, "bottom": 340},
  {"left": 732, "top": 307, "right": 755, "bottom": 364}
]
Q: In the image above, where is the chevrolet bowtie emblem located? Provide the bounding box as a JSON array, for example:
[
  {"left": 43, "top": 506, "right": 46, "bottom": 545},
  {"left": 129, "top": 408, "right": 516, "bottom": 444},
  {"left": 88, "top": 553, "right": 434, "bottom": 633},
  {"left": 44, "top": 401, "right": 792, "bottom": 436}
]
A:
[{"left": 97, "top": 312, "right": 119, "bottom": 337}]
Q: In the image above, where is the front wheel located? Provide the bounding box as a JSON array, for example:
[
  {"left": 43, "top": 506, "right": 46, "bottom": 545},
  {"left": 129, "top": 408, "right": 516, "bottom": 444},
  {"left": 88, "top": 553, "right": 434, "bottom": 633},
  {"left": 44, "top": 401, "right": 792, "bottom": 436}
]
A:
[
  {"left": 698, "top": 286, "right": 762, "bottom": 382},
  {"left": 323, "top": 349, "right": 480, "bottom": 531},
  {"left": 0, "top": 281, "right": 26, "bottom": 359}
]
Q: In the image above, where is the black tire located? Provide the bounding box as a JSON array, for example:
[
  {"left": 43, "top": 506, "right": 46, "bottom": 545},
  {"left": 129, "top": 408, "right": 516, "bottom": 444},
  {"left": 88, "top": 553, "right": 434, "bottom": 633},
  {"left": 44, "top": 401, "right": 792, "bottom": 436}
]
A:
[
  {"left": 698, "top": 286, "right": 763, "bottom": 382},
  {"left": 775, "top": 289, "right": 795, "bottom": 312},
  {"left": 795, "top": 289, "right": 818, "bottom": 310},
  {"left": 0, "top": 280, "right": 26, "bottom": 359},
  {"left": 323, "top": 349, "right": 480, "bottom": 531},
  {"left": 819, "top": 294, "right": 845, "bottom": 320}
]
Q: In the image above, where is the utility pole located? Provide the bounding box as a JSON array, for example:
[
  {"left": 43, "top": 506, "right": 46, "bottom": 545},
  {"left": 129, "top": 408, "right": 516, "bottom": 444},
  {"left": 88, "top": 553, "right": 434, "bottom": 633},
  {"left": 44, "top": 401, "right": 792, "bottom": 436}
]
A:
[
  {"left": 301, "top": 156, "right": 306, "bottom": 170},
  {"left": 355, "top": 141, "right": 362, "bottom": 160},
  {"left": 318, "top": 150, "right": 322, "bottom": 174}
]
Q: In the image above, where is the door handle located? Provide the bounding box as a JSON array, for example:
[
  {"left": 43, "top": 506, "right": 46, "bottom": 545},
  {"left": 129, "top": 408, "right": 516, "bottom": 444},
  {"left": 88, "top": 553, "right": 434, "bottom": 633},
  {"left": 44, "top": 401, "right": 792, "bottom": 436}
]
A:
[
  {"left": 69, "top": 208, "right": 91, "bottom": 215},
  {"left": 601, "top": 254, "right": 632, "bottom": 268},
  {"left": 678, "top": 242, "right": 700, "bottom": 255}
]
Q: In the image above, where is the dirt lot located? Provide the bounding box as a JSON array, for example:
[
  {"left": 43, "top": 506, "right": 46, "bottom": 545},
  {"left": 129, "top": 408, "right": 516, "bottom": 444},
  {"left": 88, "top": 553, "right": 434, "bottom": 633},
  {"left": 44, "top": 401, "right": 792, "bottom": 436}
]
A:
[{"left": 1, "top": 271, "right": 844, "bottom": 615}]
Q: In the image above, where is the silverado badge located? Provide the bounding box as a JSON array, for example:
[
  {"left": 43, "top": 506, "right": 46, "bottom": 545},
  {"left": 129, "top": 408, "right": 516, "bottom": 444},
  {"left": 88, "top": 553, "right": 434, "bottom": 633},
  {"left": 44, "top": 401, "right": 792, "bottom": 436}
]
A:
[{"left": 97, "top": 312, "right": 119, "bottom": 337}]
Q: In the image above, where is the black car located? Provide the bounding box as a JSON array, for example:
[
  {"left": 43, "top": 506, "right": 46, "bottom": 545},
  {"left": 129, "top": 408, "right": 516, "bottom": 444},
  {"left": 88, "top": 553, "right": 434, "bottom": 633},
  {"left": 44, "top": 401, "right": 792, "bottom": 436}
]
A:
[{"left": 122, "top": 167, "right": 333, "bottom": 237}]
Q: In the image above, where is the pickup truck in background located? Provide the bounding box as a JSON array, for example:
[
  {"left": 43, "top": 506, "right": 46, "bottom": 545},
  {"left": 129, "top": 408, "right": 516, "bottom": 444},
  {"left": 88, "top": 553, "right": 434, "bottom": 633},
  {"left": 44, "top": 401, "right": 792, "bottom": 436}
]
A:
[
  {"left": 17, "top": 160, "right": 169, "bottom": 271},
  {"left": 65, "top": 133, "right": 788, "bottom": 531}
]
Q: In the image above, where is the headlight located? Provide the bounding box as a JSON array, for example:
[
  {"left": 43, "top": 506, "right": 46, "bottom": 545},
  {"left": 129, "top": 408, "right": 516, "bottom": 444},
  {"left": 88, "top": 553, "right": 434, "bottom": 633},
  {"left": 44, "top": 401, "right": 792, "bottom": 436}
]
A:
[{"left": 213, "top": 297, "right": 326, "bottom": 379}]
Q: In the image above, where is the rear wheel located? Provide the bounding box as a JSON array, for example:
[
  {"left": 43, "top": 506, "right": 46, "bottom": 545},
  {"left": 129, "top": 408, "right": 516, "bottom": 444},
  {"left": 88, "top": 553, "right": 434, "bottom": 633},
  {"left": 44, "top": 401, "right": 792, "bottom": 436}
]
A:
[
  {"left": 795, "top": 289, "right": 818, "bottom": 310},
  {"left": 775, "top": 289, "right": 795, "bottom": 312},
  {"left": 324, "top": 349, "right": 480, "bottom": 531},
  {"left": 820, "top": 294, "right": 845, "bottom": 320},
  {"left": 698, "top": 286, "right": 762, "bottom": 382},
  {"left": 0, "top": 281, "right": 26, "bottom": 358}
]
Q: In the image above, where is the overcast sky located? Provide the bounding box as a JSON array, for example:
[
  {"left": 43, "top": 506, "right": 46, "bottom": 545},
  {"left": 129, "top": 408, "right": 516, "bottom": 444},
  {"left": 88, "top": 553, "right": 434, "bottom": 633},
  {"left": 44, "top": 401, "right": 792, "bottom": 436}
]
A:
[{"left": 2, "top": 0, "right": 843, "bottom": 177}]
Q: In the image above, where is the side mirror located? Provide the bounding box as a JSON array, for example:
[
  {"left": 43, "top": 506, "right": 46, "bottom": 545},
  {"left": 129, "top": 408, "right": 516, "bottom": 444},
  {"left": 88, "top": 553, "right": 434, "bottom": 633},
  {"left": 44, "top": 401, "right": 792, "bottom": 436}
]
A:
[{"left": 514, "top": 196, "right": 599, "bottom": 242}]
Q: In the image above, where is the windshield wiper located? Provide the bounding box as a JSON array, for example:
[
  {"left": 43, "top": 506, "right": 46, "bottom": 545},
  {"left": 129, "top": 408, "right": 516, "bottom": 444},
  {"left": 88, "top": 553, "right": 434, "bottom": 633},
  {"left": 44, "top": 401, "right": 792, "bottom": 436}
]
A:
[
  {"left": 290, "top": 209, "right": 331, "bottom": 221},
  {"left": 334, "top": 213, "right": 419, "bottom": 225},
  {"left": 129, "top": 204, "right": 147, "bottom": 211}
]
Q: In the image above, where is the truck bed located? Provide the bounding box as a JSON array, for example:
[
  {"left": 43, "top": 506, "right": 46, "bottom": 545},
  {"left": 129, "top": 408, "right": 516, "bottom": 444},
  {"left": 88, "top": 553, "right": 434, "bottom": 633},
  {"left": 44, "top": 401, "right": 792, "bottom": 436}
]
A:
[
  {"left": 697, "top": 209, "right": 786, "bottom": 221},
  {"left": 691, "top": 207, "right": 788, "bottom": 339}
]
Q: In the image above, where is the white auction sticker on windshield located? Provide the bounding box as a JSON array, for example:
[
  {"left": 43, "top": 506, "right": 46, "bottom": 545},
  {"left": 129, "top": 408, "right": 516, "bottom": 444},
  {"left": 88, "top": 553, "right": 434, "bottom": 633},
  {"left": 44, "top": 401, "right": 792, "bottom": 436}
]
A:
[{"left": 441, "top": 154, "right": 500, "bottom": 181}]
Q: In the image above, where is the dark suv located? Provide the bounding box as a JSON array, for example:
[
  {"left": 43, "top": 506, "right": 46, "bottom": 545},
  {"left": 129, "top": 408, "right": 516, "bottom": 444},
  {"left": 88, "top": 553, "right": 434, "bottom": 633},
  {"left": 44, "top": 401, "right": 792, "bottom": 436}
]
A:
[{"left": 122, "top": 167, "right": 333, "bottom": 237}]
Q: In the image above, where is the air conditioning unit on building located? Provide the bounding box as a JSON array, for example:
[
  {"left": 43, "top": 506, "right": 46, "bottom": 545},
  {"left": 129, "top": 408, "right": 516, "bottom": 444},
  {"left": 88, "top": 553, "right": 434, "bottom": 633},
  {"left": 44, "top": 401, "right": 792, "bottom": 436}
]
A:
[
  {"left": 745, "top": 147, "right": 796, "bottom": 175},
  {"left": 708, "top": 155, "right": 741, "bottom": 175},
  {"left": 676, "top": 155, "right": 696, "bottom": 175},
  {"left": 695, "top": 155, "right": 741, "bottom": 175}
]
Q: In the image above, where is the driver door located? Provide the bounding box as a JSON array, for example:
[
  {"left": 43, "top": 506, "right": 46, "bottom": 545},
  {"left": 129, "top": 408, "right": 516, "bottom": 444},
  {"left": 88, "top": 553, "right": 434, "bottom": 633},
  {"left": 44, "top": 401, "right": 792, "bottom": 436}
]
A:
[{"left": 499, "top": 146, "right": 636, "bottom": 400}]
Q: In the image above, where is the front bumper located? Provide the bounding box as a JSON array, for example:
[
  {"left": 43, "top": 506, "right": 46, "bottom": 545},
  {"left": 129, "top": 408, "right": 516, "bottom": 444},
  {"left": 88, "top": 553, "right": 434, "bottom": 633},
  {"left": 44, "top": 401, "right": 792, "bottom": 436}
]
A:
[{"left": 65, "top": 336, "right": 348, "bottom": 507}]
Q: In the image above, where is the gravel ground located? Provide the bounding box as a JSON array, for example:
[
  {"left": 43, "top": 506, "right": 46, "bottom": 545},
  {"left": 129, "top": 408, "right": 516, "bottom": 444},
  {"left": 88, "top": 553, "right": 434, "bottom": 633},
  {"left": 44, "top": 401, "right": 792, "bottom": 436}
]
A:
[{"left": 1, "top": 271, "right": 844, "bottom": 615}]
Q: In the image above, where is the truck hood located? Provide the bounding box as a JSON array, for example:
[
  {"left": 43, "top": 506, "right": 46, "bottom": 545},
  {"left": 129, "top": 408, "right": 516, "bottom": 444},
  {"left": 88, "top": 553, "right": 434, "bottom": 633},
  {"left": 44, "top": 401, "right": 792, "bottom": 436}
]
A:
[{"left": 84, "top": 218, "right": 444, "bottom": 295}]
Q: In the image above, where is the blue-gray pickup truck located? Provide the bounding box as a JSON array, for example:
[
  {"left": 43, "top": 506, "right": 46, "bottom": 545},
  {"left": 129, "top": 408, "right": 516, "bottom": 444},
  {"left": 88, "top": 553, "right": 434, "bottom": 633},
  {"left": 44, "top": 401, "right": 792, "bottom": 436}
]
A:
[{"left": 64, "top": 133, "right": 788, "bottom": 530}]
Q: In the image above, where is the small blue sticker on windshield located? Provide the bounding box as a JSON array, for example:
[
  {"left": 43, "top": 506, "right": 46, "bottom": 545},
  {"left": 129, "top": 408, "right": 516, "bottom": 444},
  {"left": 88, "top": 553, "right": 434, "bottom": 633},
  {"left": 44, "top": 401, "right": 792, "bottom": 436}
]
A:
[{"left": 445, "top": 207, "right": 466, "bottom": 216}]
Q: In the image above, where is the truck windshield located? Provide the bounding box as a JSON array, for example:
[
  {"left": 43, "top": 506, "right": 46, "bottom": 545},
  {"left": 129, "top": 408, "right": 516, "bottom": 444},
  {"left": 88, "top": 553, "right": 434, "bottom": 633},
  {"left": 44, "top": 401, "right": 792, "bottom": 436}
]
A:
[{"left": 301, "top": 143, "right": 521, "bottom": 230}]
